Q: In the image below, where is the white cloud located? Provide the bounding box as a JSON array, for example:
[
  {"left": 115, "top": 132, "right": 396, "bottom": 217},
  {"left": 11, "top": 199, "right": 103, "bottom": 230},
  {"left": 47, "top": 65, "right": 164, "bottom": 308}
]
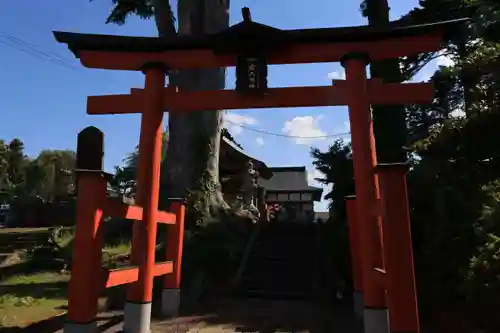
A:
[
  {"left": 450, "top": 109, "right": 466, "bottom": 118},
  {"left": 412, "top": 50, "right": 455, "bottom": 82},
  {"left": 436, "top": 50, "right": 455, "bottom": 67},
  {"left": 327, "top": 70, "right": 346, "bottom": 80},
  {"left": 307, "top": 168, "right": 323, "bottom": 185},
  {"left": 339, "top": 121, "right": 350, "bottom": 133},
  {"left": 436, "top": 56, "right": 454, "bottom": 67},
  {"left": 335, "top": 121, "right": 351, "bottom": 143},
  {"left": 223, "top": 112, "right": 257, "bottom": 136},
  {"left": 255, "top": 137, "right": 265, "bottom": 145},
  {"left": 282, "top": 115, "right": 327, "bottom": 145},
  {"left": 308, "top": 168, "right": 334, "bottom": 211}
]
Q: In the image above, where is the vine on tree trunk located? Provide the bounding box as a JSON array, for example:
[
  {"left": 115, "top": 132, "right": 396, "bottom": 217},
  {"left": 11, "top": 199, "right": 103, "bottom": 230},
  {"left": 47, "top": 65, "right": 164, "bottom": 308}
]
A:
[{"left": 184, "top": 137, "right": 229, "bottom": 227}]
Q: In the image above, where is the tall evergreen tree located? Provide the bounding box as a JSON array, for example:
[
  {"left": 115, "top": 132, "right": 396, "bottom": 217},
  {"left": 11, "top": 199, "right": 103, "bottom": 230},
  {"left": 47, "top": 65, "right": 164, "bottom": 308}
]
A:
[
  {"left": 97, "top": 0, "right": 230, "bottom": 221},
  {"left": 310, "top": 139, "right": 355, "bottom": 220},
  {"left": 360, "top": 0, "right": 407, "bottom": 163}
]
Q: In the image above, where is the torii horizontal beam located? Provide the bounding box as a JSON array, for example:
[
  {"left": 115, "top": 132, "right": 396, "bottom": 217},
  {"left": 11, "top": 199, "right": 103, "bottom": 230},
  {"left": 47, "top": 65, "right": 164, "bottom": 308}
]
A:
[
  {"left": 87, "top": 81, "right": 433, "bottom": 114},
  {"left": 55, "top": 18, "right": 468, "bottom": 71},
  {"left": 77, "top": 35, "right": 441, "bottom": 71}
]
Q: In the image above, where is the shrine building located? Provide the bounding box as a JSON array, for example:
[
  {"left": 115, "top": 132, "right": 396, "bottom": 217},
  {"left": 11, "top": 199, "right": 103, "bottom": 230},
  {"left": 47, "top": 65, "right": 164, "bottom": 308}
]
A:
[
  {"left": 219, "top": 138, "right": 323, "bottom": 223},
  {"left": 259, "top": 167, "right": 323, "bottom": 223}
]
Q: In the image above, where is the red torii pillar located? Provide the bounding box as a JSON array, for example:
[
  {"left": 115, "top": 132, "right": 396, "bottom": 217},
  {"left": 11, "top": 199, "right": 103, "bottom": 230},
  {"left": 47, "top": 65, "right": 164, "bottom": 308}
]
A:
[
  {"left": 376, "top": 163, "right": 420, "bottom": 333},
  {"left": 65, "top": 128, "right": 108, "bottom": 333},
  {"left": 162, "top": 199, "right": 185, "bottom": 317},
  {"left": 124, "top": 63, "right": 167, "bottom": 333},
  {"left": 342, "top": 53, "right": 389, "bottom": 333}
]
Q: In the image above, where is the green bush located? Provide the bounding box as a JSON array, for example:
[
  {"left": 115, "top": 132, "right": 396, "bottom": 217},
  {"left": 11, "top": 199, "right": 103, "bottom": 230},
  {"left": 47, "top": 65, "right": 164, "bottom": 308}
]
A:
[
  {"left": 21, "top": 226, "right": 72, "bottom": 271},
  {"left": 179, "top": 213, "right": 252, "bottom": 303},
  {"left": 458, "top": 180, "right": 500, "bottom": 329}
]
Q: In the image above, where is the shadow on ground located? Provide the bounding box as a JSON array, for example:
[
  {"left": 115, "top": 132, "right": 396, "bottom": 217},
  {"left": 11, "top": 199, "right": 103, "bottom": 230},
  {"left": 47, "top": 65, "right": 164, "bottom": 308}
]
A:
[
  {"left": 152, "top": 298, "right": 363, "bottom": 333},
  {"left": 0, "top": 262, "right": 42, "bottom": 281},
  {"left": 0, "top": 313, "right": 124, "bottom": 333},
  {"left": 0, "top": 281, "right": 68, "bottom": 300},
  {"left": 0, "top": 289, "right": 362, "bottom": 333}
]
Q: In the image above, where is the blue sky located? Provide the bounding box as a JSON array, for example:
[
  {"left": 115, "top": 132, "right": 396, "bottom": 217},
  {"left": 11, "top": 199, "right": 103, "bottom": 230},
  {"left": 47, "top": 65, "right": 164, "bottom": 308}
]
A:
[{"left": 0, "top": 0, "right": 451, "bottom": 211}]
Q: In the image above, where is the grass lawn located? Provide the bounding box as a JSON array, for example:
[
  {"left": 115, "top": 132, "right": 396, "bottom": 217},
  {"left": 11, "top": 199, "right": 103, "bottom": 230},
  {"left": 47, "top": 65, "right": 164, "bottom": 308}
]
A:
[
  {"left": 0, "top": 240, "right": 131, "bottom": 328},
  {"left": 103, "top": 242, "right": 130, "bottom": 257},
  {"left": 0, "top": 271, "right": 69, "bottom": 328},
  {"left": 0, "top": 227, "right": 51, "bottom": 234},
  {"left": 0, "top": 227, "right": 73, "bottom": 234}
]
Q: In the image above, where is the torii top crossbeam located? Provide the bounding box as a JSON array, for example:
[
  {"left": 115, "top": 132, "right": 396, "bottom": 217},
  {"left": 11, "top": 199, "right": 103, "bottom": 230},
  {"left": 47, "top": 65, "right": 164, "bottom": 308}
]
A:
[{"left": 54, "top": 17, "right": 467, "bottom": 71}]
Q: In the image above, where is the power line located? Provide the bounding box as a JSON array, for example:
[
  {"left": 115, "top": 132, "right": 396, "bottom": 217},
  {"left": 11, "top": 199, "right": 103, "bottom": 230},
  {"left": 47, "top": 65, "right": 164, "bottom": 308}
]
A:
[
  {"left": 1, "top": 29, "right": 351, "bottom": 140},
  {"left": 0, "top": 30, "right": 120, "bottom": 91},
  {"left": 224, "top": 119, "right": 351, "bottom": 139},
  {"left": 0, "top": 30, "right": 79, "bottom": 71}
]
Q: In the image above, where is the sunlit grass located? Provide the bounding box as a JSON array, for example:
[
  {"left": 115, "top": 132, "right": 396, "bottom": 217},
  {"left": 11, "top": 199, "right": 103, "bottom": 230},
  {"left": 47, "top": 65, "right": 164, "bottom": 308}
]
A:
[{"left": 0, "top": 271, "right": 69, "bottom": 328}]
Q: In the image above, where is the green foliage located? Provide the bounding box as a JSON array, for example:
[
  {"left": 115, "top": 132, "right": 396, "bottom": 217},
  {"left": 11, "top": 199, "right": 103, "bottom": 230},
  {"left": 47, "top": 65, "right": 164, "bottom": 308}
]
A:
[
  {"left": 0, "top": 139, "right": 76, "bottom": 204},
  {"left": 109, "top": 131, "right": 168, "bottom": 198},
  {"left": 21, "top": 226, "right": 72, "bottom": 271},
  {"left": 95, "top": 0, "right": 155, "bottom": 25},
  {"left": 311, "top": 140, "right": 354, "bottom": 298},
  {"left": 310, "top": 139, "right": 354, "bottom": 219},
  {"left": 402, "top": 3, "right": 500, "bottom": 327},
  {"left": 180, "top": 215, "right": 252, "bottom": 302},
  {"left": 464, "top": 182, "right": 500, "bottom": 297},
  {"left": 467, "top": 0, "right": 500, "bottom": 41},
  {"left": 0, "top": 139, "right": 27, "bottom": 198},
  {"left": 311, "top": 0, "right": 500, "bottom": 328},
  {"left": 26, "top": 150, "right": 76, "bottom": 201},
  {"left": 185, "top": 171, "right": 220, "bottom": 227},
  {"left": 91, "top": 0, "right": 177, "bottom": 36},
  {"left": 316, "top": 218, "right": 351, "bottom": 293}
]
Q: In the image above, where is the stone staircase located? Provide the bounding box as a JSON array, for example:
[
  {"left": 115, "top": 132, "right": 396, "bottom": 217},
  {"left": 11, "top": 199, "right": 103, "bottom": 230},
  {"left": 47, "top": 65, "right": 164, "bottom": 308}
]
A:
[{"left": 234, "top": 222, "right": 319, "bottom": 300}]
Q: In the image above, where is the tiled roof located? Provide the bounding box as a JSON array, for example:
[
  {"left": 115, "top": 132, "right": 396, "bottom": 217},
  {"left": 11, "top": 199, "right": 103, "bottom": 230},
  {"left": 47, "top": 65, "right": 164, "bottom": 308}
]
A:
[
  {"left": 221, "top": 137, "right": 272, "bottom": 179},
  {"left": 259, "top": 166, "right": 322, "bottom": 192},
  {"left": 54, "top": 19, "right": 468, "bottom": 57},
  {"left": 315, "top": 212, "right": 330, "bottom": 221}
]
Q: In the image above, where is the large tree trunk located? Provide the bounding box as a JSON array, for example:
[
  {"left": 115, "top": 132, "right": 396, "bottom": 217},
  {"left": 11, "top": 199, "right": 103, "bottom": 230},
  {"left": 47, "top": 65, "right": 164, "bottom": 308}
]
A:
[
  {"left": 155, "top": 0, "right": 230, "bottom": 221},
  {"left": 364, "top": 0, "right": 408, "bottom": 163}
]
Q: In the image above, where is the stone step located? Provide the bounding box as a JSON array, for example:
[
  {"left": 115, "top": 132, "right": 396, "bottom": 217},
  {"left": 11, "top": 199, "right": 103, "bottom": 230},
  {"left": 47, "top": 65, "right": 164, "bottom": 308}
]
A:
[
  {"left": 236, "top": 287, "right": 313, "bottom": 299},
  {"left": 232, "top": 223, "right": 319, "bottom": 301},
  {"left": 239, "top": 275, "right": 313, "bottom": 291},
  {"left": 246, "top": 254, "right": 313, "bottom": 262},
  {"left": 256, "top": 233, "right": 316, "bottom": 243},
  {"left": 256, "top": 240, "right": 315, "bottom": 246},
  {"left": 250, "top": 235, "right": 315, "bottom": 249},
  {"left": 241, "top": 261, "right": 314, "bottom": 286},
  {"left": 258, "top": 229, "right": 316, "bottom": 235},
  {"left": 247, "top": 250, "right": 313, "bottom": 260},
  {"left": 245, "top": 260, "right": 313, "bottom": 274},
  {"left": 233, "top": 288, "right": 313, "bottom": 301}
]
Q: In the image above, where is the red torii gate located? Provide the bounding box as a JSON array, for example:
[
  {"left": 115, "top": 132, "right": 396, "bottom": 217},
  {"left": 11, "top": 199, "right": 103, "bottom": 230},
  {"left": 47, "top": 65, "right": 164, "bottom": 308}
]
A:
[{"left": 54, "top": 11, "right": 466, "bottom": 333}]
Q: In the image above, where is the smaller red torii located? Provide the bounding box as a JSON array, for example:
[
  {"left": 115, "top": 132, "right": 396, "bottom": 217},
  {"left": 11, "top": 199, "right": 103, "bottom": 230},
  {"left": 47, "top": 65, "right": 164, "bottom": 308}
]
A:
[{"left": 68, "top": 126, "right": 185, "bottom": 332}]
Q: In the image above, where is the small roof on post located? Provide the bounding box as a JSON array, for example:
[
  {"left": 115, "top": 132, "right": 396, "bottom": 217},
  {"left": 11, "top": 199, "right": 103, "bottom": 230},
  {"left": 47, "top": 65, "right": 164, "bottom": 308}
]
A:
[{"left": 53, "top": 17, "right": 469, "bottom": 71}]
